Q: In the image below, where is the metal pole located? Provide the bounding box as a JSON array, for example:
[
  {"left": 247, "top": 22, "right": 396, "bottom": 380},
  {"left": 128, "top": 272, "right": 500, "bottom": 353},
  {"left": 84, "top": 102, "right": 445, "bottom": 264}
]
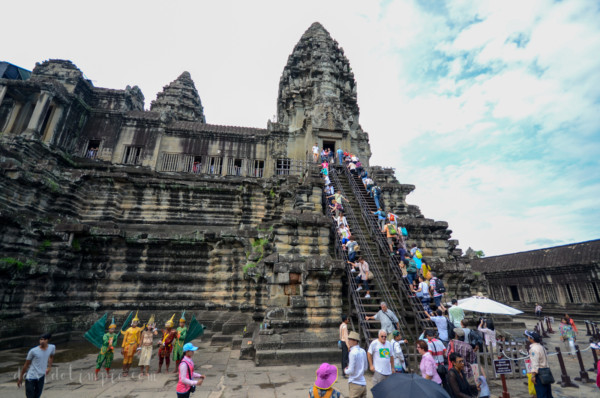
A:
[
  {"left": 589, "top": 346, "right": 599, "bottom": 372},
  {"left": 545, "top": 317, "right": 554, "bottom": 333},
  {"left": 555, "top": 346, "right": 578, "bottom": 388},
  {"left": 573, "top": 345, "right": 594, "bottom": 383},
  {"left": 585, "top": 320, "right": 592, "bottom": 336},
  {"left": 540, "top": 320, "right": 549, "bottom": 338}
]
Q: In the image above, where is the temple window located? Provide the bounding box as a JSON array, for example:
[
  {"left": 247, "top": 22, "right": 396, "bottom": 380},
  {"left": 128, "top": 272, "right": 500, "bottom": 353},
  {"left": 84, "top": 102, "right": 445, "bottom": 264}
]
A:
[
  {"left": 208, "top": 156, "right": 222, "bottom": 175},
  {"left": 40, "top": 104, "right": 54, "bottom": 137},
  {"left": 123, "top": 145, "right": 143, "bottom": 165},
  {"left": 250, "top": 160, "right": 264, "bottom": 177},
  {"left": 85, "top": 139, "right": 101, "bottom": 159},
  {"left": 227, "top": 158, "right": 243, "bottom": 176},
  {"left": 565, "top": 284, "right": 581, "bottom": 303},
  {"left": 275, "top": 158, "right": 291, "bottom": 175},
  {"left": 192, "top": 156, "right": 203, "bottom": 174}
]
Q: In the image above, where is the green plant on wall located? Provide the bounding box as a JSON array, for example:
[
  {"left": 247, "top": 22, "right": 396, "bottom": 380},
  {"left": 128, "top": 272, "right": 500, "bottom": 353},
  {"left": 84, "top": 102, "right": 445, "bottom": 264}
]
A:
[
  {"left": 243, "top": 237, "right": 270, "bottom": 275},
  {"left": 0, "top": 257, "right": 37, "bottom": 270},
  {"left": 38, "top": 240, "right": 52, "bottom": 253}
]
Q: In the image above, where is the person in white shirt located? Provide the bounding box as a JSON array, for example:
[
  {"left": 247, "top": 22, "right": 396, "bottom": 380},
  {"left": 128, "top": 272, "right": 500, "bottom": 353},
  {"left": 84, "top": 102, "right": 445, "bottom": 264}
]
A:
[
  {"left": 345, "top": 331, "right": 368, "bottom": 398},
  {"left": 312, "top": 143, "right": 319, "bottom": 162},
  {"left": 368, "top": 330, "right": 395, "bottom": 386}
]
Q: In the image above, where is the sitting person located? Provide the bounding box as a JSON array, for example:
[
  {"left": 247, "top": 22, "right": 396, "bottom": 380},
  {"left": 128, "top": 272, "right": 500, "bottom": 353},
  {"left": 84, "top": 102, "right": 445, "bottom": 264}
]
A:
[{"left": 447, "top": 353, "right": 478, "bottom": 398}]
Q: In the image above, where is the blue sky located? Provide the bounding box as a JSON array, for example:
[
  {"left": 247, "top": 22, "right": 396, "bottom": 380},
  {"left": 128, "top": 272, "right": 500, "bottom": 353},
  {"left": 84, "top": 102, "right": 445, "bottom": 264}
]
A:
[{"left": 2, "top": 0, "right": 599, "bottom": 255}]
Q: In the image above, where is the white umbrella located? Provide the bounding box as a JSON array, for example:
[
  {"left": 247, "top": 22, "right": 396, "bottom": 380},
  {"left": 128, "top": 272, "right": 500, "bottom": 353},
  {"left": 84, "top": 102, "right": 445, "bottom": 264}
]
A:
[{"left": 457, "top": 296, "right": 523, "bottom": 315}]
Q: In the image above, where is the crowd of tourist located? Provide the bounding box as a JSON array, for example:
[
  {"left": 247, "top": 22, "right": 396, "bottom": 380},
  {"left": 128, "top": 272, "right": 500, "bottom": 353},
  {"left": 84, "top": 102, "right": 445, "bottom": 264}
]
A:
[{"left": 317, "top": 143, "right": 543, "bottom": 397}]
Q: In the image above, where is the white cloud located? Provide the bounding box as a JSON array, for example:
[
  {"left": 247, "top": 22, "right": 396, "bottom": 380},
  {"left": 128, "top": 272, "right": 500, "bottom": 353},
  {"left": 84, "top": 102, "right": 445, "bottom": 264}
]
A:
[{"left": 1, "top": 0, "right": 598, "bottom": 256}]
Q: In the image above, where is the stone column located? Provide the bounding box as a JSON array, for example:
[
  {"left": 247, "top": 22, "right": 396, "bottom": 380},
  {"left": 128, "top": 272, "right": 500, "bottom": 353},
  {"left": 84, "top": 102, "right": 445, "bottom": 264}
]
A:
[
  {"left": 22, "top": 92, "right": 51, "bottom": 138},
  {"left": 0, "top": 85, "right": 7, "bottom": 108}
]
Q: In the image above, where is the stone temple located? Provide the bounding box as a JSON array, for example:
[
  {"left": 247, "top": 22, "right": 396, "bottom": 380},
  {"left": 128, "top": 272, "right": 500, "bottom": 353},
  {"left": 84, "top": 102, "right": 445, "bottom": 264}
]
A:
[{"left": 0, "top": 23, "right": 484, "bottom": 363}]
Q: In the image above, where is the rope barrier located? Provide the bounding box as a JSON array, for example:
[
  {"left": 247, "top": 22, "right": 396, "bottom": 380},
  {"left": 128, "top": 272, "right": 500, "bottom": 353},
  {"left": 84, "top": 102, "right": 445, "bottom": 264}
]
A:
[{"left": 498, "top": 343, "right": 595, "bottom": 361}]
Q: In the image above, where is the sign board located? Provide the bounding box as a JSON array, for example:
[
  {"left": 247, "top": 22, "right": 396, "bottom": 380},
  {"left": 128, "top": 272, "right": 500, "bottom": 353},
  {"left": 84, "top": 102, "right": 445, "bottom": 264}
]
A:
[{"left": 494, "top": 359, "right": 513, "bottom": 376}]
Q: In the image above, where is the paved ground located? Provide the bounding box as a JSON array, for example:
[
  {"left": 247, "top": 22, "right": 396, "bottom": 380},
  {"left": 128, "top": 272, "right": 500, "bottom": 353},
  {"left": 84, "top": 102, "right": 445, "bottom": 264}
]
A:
[{"left": 0, "top": 318, "right": 597, "bottom": 397}]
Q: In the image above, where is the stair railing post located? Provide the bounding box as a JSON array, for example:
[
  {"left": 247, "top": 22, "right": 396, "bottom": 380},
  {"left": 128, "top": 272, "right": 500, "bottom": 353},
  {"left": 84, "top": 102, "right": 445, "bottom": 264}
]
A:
[
  {"left": 555, "top": 346, "right": 579, "bottom": 388},
  {"left": 573, "top": 345, "right": 594, "bottom": 383}
]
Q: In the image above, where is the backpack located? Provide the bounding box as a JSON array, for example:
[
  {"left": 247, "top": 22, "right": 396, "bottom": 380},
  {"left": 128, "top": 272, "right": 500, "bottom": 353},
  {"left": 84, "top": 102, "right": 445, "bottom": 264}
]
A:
[
  {"left": 401, "top": 227, "right": 408, "bottom": 236},
  {"left": 389, "top": 214, "right": 395, "bottom": 221},
  {"left": 433, "top": 277, "right": 446, "bottom": 293},
  {"left": 387, "top": 224, "right": 397, "bottom": 235},
  {"left": 415, "top": 249, "right": 423, "bottom": 259},
  {"left": 468, "top": 330, "right": 484, "bottom": 348},
  {"left": 373, "top": 186, "right": 381, "bottom": 196},
  {"left": 447, "top": 319, "right": 456, "bottom": 340}
]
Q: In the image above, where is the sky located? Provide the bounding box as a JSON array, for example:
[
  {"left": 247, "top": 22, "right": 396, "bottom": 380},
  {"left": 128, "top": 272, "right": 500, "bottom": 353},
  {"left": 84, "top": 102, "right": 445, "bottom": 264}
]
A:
[{"left": 2, "top": 0, "right": 599, "bottom": 256}]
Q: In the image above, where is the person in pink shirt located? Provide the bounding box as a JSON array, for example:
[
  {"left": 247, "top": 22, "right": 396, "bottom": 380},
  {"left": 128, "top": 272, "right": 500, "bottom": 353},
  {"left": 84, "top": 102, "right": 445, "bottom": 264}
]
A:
[
  {"left": 177, "top": 343, "right": 205, "bottom": 398},
  {"left": 416, "top": 340, "right": 442, "bottom": 385},
  {"left": 592, "top": 343, "right": 600, "bottom": 389}
]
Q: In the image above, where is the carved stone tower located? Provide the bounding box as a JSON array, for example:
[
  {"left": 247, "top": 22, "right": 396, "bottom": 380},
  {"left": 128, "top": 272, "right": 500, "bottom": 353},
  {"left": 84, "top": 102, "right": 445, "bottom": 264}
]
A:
[
  {"left": 276, "top": 22, "right": 371, "bottom": 164},
  {"left": 151, "top": 71, "right": 205, "bottom": 122}
]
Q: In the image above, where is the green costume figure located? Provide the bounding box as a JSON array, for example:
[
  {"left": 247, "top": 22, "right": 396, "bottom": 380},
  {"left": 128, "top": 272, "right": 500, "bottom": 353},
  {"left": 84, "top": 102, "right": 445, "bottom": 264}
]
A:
[
  {"left": 94, "top": 317, "right": 119, "bottom": 380},
  {"left": 172, "top": 311, "right": 188, "bottom": 371}
]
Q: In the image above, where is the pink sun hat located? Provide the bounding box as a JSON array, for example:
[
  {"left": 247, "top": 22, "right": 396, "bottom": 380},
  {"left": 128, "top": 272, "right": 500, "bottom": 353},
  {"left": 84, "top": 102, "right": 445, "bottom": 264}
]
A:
[{"left": 315, "top": 362, "right": 338, "bottom": 389}]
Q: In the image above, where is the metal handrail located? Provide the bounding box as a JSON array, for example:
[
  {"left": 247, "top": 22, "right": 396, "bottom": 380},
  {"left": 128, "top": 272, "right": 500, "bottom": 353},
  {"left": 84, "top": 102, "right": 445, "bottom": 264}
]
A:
[
  {"left": 341, "top": 166, "right": 437, "bottom": 336},
  {"left": 328, "top": 168, "right": 410, "bottom": 341},
  {"left": 323, "top": 187, "right": 372, "bottom": 346}
]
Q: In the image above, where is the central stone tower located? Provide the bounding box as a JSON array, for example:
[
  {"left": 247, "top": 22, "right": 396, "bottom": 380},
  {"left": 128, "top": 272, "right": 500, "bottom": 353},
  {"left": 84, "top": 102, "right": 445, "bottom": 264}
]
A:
[{"left": 275, "top": 22, "right": 372, "bottom": 165}]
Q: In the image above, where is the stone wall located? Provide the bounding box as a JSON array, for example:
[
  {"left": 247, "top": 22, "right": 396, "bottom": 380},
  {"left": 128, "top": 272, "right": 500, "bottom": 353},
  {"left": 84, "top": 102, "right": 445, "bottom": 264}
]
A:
[{"left": 0, "top": 138, "right": 341, "bottom": 352}]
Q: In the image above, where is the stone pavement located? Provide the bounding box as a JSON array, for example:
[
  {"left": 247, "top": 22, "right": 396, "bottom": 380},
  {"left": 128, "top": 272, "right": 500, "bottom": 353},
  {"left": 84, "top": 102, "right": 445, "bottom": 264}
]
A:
[{"left": 0, "top": 318, "right": 598, "bottom": 397}]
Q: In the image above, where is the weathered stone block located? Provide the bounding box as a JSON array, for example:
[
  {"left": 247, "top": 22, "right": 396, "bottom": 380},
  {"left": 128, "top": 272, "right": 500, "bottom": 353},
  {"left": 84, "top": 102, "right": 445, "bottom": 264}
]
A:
[{"left": 275, "top": 272, "right": 290, "bottom": 284}]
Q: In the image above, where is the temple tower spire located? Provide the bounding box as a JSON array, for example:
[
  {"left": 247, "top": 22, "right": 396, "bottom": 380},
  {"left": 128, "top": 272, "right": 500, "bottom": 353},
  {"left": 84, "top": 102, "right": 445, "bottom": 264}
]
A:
[{"left": 151, "top": 71, "right": 205, "bottom": 122}]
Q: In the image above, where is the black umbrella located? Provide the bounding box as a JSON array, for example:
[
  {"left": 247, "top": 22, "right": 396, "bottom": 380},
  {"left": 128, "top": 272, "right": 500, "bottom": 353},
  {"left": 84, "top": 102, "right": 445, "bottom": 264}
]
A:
[{"left": 371, "top": 373, "right": 451, "bottom": 398}]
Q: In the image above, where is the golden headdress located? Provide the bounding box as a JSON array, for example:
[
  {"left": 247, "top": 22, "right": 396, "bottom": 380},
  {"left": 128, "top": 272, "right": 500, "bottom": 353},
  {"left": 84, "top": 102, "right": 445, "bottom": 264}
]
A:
[
  {"left": 132, "top": 310, "right": 140, "bottom": 324},
  {"left": 166, "top": 314, "right": 176, "bottom": 327},
  {"left": 109, "top": 316, "right": 117, "bottom": 329},
  {"left": 179, "top": 310, "right": 186, "bottom": 323}
]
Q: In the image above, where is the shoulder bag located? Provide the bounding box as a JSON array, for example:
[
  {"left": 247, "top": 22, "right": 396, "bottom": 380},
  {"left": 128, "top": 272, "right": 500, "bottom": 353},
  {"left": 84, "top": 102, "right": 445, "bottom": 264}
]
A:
[{"left": 537, "top": 348, "right": 555, "bottom": 384}]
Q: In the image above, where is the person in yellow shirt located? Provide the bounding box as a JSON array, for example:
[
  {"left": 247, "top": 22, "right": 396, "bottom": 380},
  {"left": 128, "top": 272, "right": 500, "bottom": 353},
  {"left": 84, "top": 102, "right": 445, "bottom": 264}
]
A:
[{"left": 121, "top": 311, "right": 143, "bottom": 377}]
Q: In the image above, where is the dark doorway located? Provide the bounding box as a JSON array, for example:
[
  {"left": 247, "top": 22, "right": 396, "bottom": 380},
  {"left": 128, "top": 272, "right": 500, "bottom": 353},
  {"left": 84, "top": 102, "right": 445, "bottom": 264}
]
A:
[
  {"left": 509, "top": 285, "right": 520, "bottom": 301},
  {"left": 322, "top": 140, "right": 336, "bottom": 153}
]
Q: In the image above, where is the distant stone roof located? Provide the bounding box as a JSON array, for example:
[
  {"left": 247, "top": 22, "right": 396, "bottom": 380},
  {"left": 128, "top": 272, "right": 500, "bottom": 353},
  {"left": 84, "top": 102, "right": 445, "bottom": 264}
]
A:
[
  {"left": 168, "top": 121, "right": 267, "bottom": 135},
  {"left": 471, "top": 239, "right": 600, "bottom": 272}
]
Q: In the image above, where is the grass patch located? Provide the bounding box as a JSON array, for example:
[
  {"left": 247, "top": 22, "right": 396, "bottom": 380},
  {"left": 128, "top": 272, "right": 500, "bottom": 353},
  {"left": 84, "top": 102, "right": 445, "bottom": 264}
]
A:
[{"left": 71, "top": 239, "right": 81, "bottom": 251}]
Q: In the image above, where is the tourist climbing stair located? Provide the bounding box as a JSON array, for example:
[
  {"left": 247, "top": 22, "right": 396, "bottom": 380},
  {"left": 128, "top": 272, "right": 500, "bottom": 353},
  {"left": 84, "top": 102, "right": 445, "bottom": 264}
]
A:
[
  {"left": 339, "top": 166, "right": 437, "bottom": 338},
  {"left": 326, "top": 167, "right": 411, "bottom": 344}
]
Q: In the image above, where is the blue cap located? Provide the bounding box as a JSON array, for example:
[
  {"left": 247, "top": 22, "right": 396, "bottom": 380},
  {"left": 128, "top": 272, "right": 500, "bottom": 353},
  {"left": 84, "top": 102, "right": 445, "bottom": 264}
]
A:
[{"left": 183, "top": 343, "right": 198, "bottom": 352}]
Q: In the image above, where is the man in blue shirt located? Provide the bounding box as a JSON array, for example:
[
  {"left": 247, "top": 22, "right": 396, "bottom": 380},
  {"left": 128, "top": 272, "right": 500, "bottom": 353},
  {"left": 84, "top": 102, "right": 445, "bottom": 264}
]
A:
[
  {"left": 336, "top": 148, "right": 344, "bottom": 165},
  {"left": 373, "top": 208, "right": 387, "bottom": 231}
]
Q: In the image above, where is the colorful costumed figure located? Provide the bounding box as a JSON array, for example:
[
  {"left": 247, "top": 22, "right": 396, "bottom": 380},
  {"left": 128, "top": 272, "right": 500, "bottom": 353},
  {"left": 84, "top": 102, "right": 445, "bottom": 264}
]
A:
[
  {"left": 158, "top": 314, "right": 178, "bottom": 373},
  {"left": 172, "top": 311, "right": 188, "bottom": 372},
  {"left": 138, "top": 315, "right": 157, "bottom": 376},
  {"left": 121, "top": 311, "right": 143, "bottom": 377},
  {"left": 84, "top": 313, "right": 122, "bottom": 381}
]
